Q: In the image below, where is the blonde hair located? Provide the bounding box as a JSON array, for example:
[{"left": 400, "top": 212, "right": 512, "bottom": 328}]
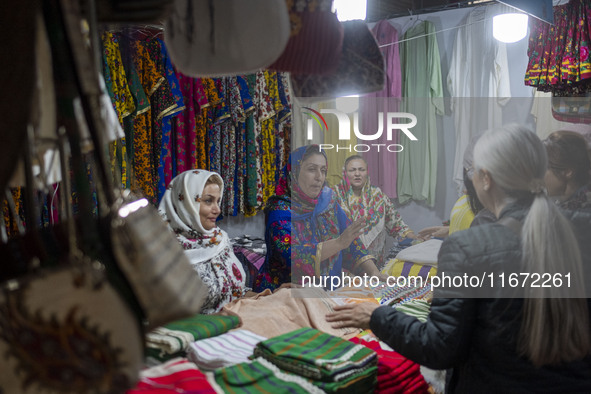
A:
[
  {"left": 205, "top": 173, "right": 223, "bottom": 189},
  {"left": 474, "top": 124, "right": 590, "bottom": 366}
]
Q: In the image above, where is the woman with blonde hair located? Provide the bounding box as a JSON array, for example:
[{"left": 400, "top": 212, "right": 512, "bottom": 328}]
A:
[
  {"left": 159, "top": 170, "right": 247, "bottom": 314},
  {"left": 327, "top": 124, "right": 591, "bottom": 392}
]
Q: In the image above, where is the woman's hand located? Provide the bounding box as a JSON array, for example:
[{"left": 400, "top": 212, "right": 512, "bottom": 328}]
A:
[
  {"left": 337, "top": 217, "right": 365, "bottom": 250},
  {"left": 325, "top": 302, "right": 381, "bottom": 330},
  {"left": 418, "top": 225, "right": 449, "bottom": 239}
]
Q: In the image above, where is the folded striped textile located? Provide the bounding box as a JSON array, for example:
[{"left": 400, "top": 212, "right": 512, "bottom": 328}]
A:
[
  {"left": 187, "top": 329, "right": 267, "bottom": 370},
  {"left": 374, "top": 278, "right": 433, "bottom": 306},
  {"left": 395, "top": 299, "right": 431, "bottom": 322},
  {"left": 214, "top": 357, "right": 324, "bottom": 394},
  {"left": 382, "top": 259, "right": 438, "bottom": 280},
  {"left": 253, "top": 327, "right": 378, "bottom": 383},
  {"left": 127, "top": 358, "right": 219, "bottom": 393},
  {"left": 146, "top": 314, "right": 241, "bottom": 361},
  {"left": 314, "top": 364, "right": 378, "bottom": 393}
]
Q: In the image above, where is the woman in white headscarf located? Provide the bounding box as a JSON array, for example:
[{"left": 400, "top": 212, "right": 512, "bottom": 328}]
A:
[{"left": 158, "top": 169, "right": 247, "bottom": 314}]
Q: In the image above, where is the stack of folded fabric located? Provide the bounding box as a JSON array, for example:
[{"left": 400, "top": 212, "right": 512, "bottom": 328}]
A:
[
  {"left": 187, "top": 329, "right": 267, "bottom": 370},
  {"left": 349, "top": 338, "right": 430, "bottom": 393},
  {"left": 126, "top": 358, "right": 218, "bottom": 393},
  {"left": 214, "top": 357, "right": 325, "bottom": 393},
  {"left": 145, "top": 314, "right": 241, "bottom": 363},
  {"left": 253, "top": 327, "right": 378, "bottom": 393}
]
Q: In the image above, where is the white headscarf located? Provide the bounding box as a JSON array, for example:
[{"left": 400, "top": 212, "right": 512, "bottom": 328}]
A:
[
  {"left": 158, "top": 169, "right": 229, "bottom": 263},
  {"left": 159, "top": 169, "right": 246, "bottom": 313}
]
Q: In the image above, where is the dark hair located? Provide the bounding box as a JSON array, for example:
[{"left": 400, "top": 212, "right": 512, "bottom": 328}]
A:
[
  {"left": 463, "top": 167, "right": 484, "bottom": 214},
  {"left": 344, "top": 155, "right": 367, "bottom": 169},
  {"left": 543, "top": 130, "right": 591, "bottom": 185}
]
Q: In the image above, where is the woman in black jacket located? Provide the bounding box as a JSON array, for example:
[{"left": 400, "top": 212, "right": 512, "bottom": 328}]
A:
[{"left": 327, "top": 124, "right": 591, "bottom": 392}]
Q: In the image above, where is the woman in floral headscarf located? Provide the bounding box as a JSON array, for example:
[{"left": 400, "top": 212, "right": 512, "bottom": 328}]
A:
[
  {"left": 334, "top": 155, "right": 417, "bottom": 268},
  {"left": 256, "top": 146, "right": 383, "bottom": 292},
  {"left": 158, "top": 169, "right": 247, "bottom": 314}
]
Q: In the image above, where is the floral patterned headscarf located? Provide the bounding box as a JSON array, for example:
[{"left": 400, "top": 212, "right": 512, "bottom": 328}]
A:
[
  {"left": 334, "top": 158, "right": 386, "bottom": 248},
  {"left": 288, "top": 145, "right": 331, "bottom": 216},
  {"left": 158, "top": 169, "right": 227, "bottom": 263}
]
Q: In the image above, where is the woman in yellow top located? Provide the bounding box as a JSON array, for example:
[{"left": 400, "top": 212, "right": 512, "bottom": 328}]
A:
[{"left": 419, "top": 136, "right": 495, "bottom": 239}]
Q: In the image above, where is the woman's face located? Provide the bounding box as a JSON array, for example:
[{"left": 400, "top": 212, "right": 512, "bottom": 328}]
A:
[
  {"left": 199, "top": 183, "right": 222, "bottom": 231},
  {"left": 345, "top": 159, "right": 368, "bottom": 190},
  {"left": 297, "top": 153, "right": 327, "bottom": 198},
  {"left": 544, "top": 167, "right": 567, "bottom": 197}
]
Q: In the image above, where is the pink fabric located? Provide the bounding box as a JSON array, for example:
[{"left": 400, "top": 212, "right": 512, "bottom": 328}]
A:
[
  {"left": 361, "top": 20, "right": 401, "bottom": 198},
  {"left": 173, "top": 72, "right": 208, "bottom": 174}
]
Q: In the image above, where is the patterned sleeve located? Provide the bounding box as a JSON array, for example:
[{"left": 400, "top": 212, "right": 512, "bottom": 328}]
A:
[
  {"left": 342, "top": 238, "right": 373, "bottom": 274},
  {"left": 383, "top": 193, "right": 411, "bottom": 238},
  {"left": 335, "top": 203, "right": 373, "bottom": 273},
  {"left": 264, "top": 211, "right": 291, "bottom": 277}
]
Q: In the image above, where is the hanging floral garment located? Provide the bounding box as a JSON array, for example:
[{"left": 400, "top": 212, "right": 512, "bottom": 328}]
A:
[
  {"left": 252, "top": 71, "right": 275, "bottom": 213},
  {"left": 139, "top": 37, "right": 178, "bottom": 204},
  {"left": 157, "top": 38, "right": 185, "bottom": 202},
  {"left": 117, "top": 33, "right": 150, "bottom": 190},
  {"left": 216, "top": 78, "right": 237, "bottom": 217},
  {"left": 173, "top": 73, "right": 208, "bottom": 176},
  {"left": 525, "top": 0, "right": 591, "bottom": 94},
  {"left": 101, "top": 32, "right": 134, "bottom": 189},
  {"left": 236, "top": 76, "right": 255, "bottom": 215},
  {"left": 200, "top": 78, "right": 223, "bottom": 175},
  {"left": 206, "top": 78, "right": 229, "bottom": 179},
  {"left": 130, "top": 39, "right": 164, "bottom": 203},
  {"left": 244, "top": 74, "right": 259, "bottom": 216},
  {"left": 276, "top": 73, "right": 292, "bottom": 179}
]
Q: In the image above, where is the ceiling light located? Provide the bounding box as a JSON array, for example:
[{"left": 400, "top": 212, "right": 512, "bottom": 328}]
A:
[
  {"left": 333, "top": 0, "right": 367, "bottom": 21},
  {"left": 493, "top": 13, "right": 529, "bottom": 43}
]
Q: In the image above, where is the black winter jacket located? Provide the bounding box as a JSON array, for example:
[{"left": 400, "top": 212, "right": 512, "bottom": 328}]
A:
[{"left": 370, "top": 203, "right": 591, "bottom": 393}]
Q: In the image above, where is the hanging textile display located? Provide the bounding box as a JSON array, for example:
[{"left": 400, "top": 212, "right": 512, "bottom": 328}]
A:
[
  {"left": 525, "top": 0, "right": 591, "bottom": 95},
  {"left": 447, "top": 5, "right": 511, "bottom": 191},
  {"left": 157, "top": 38, "right": 185, "bottom": 202},
  {"left": 361, "top": 19, "right": 402, "bottom": 198},
  {"left": 95, "top": 29, "right": 291, "bottom": 216},
  {"left": 397, "top": 20, "right": 443, "bottom": 207}
]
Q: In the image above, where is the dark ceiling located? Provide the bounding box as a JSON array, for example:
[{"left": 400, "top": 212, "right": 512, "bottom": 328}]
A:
[{"left": 366, "top": 0, "right": 495, "bottom": 22}]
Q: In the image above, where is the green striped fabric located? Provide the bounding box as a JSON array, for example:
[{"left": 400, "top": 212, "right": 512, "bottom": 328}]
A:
[
  {"left": 395, "top": 299, "right": 431, "bottom": 323},
  {"left": 163, "top": 313, "right": 240, "bottom": 338},
  {"left": 316, "top": 364, "right": 378, "bottom": 393},
  {"left": 214, "top": 357, "right": 324, "bottom": 394},
  {"left": 146, "top": 314, "right": 241, "bottom": 361},
  {"left": 253, "top": 328, "right": 377, "bottom": 382}
]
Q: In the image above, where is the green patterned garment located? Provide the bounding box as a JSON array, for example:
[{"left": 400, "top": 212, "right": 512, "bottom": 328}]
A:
[
  {"left": 214, "top": 357, "right": 324, "bottom": 394},
  {"left": 146, "top": 313, "right": 241, "bottom": 361},
  {"left": 253, "top": 328, "right": 377, "bottom": 383}
]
